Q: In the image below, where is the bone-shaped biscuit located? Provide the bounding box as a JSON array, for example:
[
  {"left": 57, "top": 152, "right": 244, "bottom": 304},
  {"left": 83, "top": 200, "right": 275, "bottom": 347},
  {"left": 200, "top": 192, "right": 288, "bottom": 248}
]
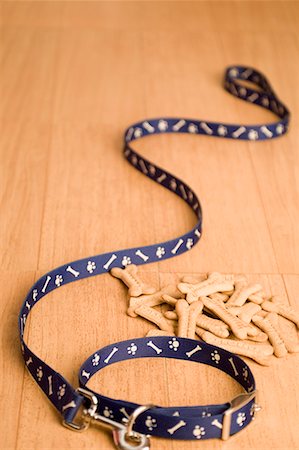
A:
[
  {"left": 187, "top": 301, "right": 204, "bottom": 339},
  {"left": 134, "top": 305, "right": 174, "bottom": 332},
  {"left": 181, "top": 274, "right": 207, "bottom": 284},
  {"left": 248, "top": 293, "right": 264, "bottom": 304},
  {"left": 111, "top": 264, "right": 156, "bottom": 297},
  {"left": 195, "top": 328, "right": 273, "bottom": 365},
  {"left": 267, "top": 313, "right": 299, "bottom": 353},
  {"left": 261, "top": 300, "right": 299, "bottom": 328},
  {"left": 175, "top": 299, "right": 190, "bottom": 337},
  {"left": 226, "top": 283, "right": 263, "bottom": 307},
  {"left": 127, "top": 285, "right": 181, "bottom": 317},
  {"left": 146, "top": 329, "right": 175, "bottom": 337},
  {"left": 209, "top": 293, "right": 229, "bottom": 303},
  {"left": 245, "top": 324, "right": 269, "bottom": 342},
  {"left": 164, "top": 309, "right": 230, "bottom": 338},
  {"left": 200, "top": 296, "right": 251, "bottom": 340},
  {"left": 237, "top": 303, "right": 262, "bottom": 324},
  {"left": 252, "top": 314, "right": 288, "bottom": 358},
  {"left": 178, "top": 281, "right": 234, "bottom": 304}
]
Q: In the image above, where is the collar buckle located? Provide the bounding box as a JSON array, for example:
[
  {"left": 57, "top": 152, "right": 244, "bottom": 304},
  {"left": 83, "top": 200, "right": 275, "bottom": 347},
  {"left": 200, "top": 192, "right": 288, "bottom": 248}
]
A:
[{"left": 222, "top": 390, "right": 261, "bottom": 440}]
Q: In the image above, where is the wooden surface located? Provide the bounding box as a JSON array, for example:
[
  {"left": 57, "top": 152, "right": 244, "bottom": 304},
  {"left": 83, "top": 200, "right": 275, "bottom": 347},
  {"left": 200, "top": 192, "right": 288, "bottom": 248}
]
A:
[{"left": 1, "top": 1, "right": 299, "bottom": 449}]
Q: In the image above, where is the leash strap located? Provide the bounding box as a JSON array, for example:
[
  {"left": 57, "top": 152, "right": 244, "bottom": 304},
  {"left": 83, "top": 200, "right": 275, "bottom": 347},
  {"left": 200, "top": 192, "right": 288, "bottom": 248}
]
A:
[{"left": 18, "top": 65, "right": 289, "bottom": 443}]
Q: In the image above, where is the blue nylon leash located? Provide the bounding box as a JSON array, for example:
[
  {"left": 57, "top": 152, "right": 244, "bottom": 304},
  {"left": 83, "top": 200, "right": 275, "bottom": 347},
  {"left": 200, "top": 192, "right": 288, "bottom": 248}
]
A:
[{"left": 18, "top": 65, "right": 289, "bottom": 447}]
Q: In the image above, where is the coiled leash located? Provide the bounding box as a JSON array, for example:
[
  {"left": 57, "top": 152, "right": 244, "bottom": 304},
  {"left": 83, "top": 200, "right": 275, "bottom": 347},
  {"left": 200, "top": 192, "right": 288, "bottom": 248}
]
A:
[{"left": 19, "top": 66, "right": 289, "bottom": 448}]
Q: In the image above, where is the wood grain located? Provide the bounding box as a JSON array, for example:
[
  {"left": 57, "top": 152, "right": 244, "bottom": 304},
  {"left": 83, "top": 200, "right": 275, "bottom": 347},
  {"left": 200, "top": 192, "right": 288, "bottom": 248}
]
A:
[{"left": 1, "top": 2, "right": 299, "bottom": 449}]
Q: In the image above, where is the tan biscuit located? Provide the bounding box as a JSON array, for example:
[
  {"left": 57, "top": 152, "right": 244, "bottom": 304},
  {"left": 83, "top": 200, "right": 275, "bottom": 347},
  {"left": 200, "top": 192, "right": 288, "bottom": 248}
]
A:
[
  {"left": 110, "top": 265, "right": 156, "bottom": 297},
  {"left": 252, "top": 315, "right": 288, "bottom": 358},
  {"left": 175, "top": 299, "right": 190, "bottom": 337},
  {"left": 195, "top": 328, "right": 273, "bottom": 366},
  {"left": 221, "top": 290, "right": 234, "bottom": 296},
  {"left": 164, "top": 310, "right": 178, "bottom": 320},
  {"left": 237, "top": 303, "right": 262, "bottom": 324},
  {"left": 195, "top": 315, "right": 230, "bottom": 338},
  {"left": 135, "top": 305, "right": 174, "bottom": 332},
  {"left": 226, "top": 306, "right": 242, "bottom": 316},
  {"left": 146, "top": 329, "right": 175, "bottom": 337},
  {"left": 178, "top": 281, "right": 234, "bottom": 304},
  {"left": 248, "top": 293, "right": 264, "bottom": 304},
  {"left": 181, "top": 274, "right": 207, "bottom": 284},
  {"left": 201, "top": 296, "right": 250, "bottom": 340},
  {"left": 227, "top": 283, "right": 262, "bottom": 307},
  {"left": 127, "top": 285, "right": 181, "bottom": 317},
  {"left": 261, "top": 300, "right": 299, "bottom": 328},
  {"left": 208, "top": 293, "right": 229, "bottom": 303},
  {"left": 267, "top": 313, "right": 299, "bottom": 353},
  {"left": 187, "top": 301, "right": 204, "bottom": 339},
  {"left": 162, "top": 294, "right": 185, "bottom": 306},
  {"left": 178, "top": 272, "right": 223, "bottom": 303},
  {"left": 245, "top": 324, "right": 269, "bottom": 342}
]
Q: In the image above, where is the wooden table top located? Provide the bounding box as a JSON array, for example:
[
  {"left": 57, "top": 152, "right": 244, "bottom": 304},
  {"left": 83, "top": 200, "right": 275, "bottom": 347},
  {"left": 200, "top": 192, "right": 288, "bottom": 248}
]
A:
[{"left": 1, "top": 1, "right": 299, "bottom": 449}]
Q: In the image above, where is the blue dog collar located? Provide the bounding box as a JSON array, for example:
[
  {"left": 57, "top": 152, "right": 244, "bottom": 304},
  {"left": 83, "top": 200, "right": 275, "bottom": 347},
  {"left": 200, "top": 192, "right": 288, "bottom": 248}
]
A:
[{"left": 18, "top": 65, "right": 289, "bottom": 448}]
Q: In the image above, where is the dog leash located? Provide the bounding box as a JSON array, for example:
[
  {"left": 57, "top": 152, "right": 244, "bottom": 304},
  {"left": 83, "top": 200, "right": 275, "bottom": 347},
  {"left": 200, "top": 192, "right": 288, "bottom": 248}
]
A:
[{"left": 18, "top": 65, "right": 290, "bottom": 448}]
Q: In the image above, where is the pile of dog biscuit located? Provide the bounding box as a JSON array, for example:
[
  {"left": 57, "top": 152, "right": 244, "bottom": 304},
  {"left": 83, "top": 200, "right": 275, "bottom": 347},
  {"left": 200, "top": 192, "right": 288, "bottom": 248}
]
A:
[{"left": 110, "top": 265, "right": 299, "bottom": 365}]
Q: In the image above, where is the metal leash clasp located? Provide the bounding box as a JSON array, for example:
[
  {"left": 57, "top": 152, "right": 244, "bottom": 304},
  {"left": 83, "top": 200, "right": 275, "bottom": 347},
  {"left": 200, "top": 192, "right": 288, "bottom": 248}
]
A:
[{"left": 63, "top": 387, "right": 152, "bottom": 450}]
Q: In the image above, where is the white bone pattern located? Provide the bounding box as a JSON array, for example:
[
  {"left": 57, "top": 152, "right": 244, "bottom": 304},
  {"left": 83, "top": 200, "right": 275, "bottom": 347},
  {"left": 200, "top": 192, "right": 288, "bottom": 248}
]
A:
[
  {"left": 135, "top": 249, "right": 149, "bottom": 261},
  {"left": 193, "top": 426, "right": 206, "bottom": 439},
  {"left": 66, "top": 266, "right": 80, "bottom": 277},
  {"left": 145, "top": 416, "right": 157, "bottom": 431},
  {"left": 87, "top": 261, "right": 96, "bottom": 273},
  {"left": 33, "top": 289, "right": 38, "bottom": 301},
  {"left": 104, "top": 347, "right": 119, "bottom": 364},
  {"left": 186, "top": 345, "right": 202, "bottom": 358},
  {"left": 147, "top": 340, "right": 163, "bottom": 354},
  {"left": 156, "top": 246, "right": 165, "bottom": 258},
  {"left": 243, "top": 366, "right": 248, "bottom": 381},
  {"left": 167, "top": 420, "right": 186, "bottom": 435},
  {"left": 103, "top": 254, "right": 117, "bottom": 270},
  {"left": 168, "top": 337, "right": 180, "bottom": 351},
  {"left": 127, "top": 343, "right": 138, "bottom": 356}
]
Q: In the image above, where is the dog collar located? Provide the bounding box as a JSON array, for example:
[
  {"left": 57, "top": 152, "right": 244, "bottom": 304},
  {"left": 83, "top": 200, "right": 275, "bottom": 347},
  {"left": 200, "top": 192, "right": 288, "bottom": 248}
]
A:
[{"left": 19, "top": 65, "right": 289, "bottom": 448}]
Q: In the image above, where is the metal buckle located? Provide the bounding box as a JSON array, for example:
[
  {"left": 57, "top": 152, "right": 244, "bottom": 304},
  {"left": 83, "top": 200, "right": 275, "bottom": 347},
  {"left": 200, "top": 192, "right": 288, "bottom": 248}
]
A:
[
  {"left": 63, "top": 387, "right": 153, "bottom": 449},
  {"left": 222, "top": 390, "right": 261, "bottom": 440}
]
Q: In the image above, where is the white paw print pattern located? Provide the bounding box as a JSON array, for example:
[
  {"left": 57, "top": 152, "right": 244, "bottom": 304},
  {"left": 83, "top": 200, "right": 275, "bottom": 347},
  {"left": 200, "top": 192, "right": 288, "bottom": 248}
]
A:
[
  {"left": 145, "top": 416, "right": 157, "bottom": 431},
  {"left": 188, "top": 123, "right": 198, "bottom": 133},
  {"left": 186, "top": 238, "right": 193, "bottom": 250},
  {"left": 243, "top": 366, "right": 248, "bottom": 381},
  {"left": 236, "top": 412, "right": 246, "bottom": 427},
  {"left": 134, "top": 128, "right": 143, "bottom": 138},
  {"left": 248, "top": 129, "right": 258, "bottom": 140},
  {"left": 193, "top": 425, "right": 206, "bottom": 439},
  {"left": 127, "top": 343, "right": 138, "bottom": 356},
  {"left": 229, "top": 68, "right": 238, "bottom": 78},
  {"left": 217, "top": 125, "right": 228, "bottom": 136},
  {"left": 170, "top": 179, "right": 177, "bottom": 191},
  {"left": 92, "top": 353, "right": 100, "bottom": 366},
  {"left": 103, "top": 407, "right": 114, "bottom": 418},
  {"left": 149, "top": 165, "right": 156, "bottom": 175},
  {"left": 122, "top": 256, "right": 131, "bottom": 267},
  {"left": 158, "top": 120, "right": 168, "bottom": 131},
  {"left": 36, "top": 366, "right": 43, "bottom": 381},
  {"left": 131, "top": 155, "right": 138, "bottom": 165},
  {"left": 55, "top": 275, "right": 63, "bottom": 287},
  {"left": 276, "top": 124, "right": 284, "bottom": 135},
  {"left": 58, "top": 384, "right": 66, "bottom": 400},
  {"left": 211, "top": 350, "right": 221, "bottom": 364},
  {"left": 239, "top": 87, "right": 247, "bottom": 97},
  {"left": 156, "top": 247, "right": 165, "bottom": 258},
  {"left": 201, "top": 411, "right": 211, "bottom": 418},
  {"left": 168, "top": 337, "right": 180, "bottom": 351},
  {"left": 86, "top": 261, "right": 96, "bottom": 274}
]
